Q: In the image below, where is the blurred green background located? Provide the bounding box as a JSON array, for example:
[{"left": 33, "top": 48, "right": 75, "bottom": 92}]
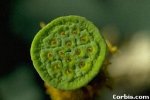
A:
[{"left": 0, "top": 0, "right": 150, "bottom": 100}]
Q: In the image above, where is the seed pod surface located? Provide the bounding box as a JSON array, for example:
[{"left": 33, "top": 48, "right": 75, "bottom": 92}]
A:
[{"left": 30, "top": 15, "right": 106, "bottom": 90}]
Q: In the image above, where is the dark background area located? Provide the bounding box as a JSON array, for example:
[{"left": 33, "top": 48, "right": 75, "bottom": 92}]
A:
[
  {"left": 0, "top": 0, "right": 48, "bottom": 100},
  {"left": 0, "top": 0, "right": 150, "bottom": 100}
]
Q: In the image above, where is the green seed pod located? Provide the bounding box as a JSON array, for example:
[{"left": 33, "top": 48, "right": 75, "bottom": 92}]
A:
[{"left": 30, "top": 15, "right": 107, "bottom": 90}]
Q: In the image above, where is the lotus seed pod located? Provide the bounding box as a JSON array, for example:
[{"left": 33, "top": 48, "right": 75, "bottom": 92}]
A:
[{"left": 30, "top": 15, "right": 107, "bottom": 90}]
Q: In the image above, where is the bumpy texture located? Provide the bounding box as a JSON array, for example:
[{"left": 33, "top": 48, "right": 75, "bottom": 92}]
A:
[{"left": 30, "top": 15, "right": 106, "bottom": 90}]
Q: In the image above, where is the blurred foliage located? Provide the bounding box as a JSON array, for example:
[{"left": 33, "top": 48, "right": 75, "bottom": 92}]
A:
[
  {"left": 10, "top": 0, "right": 150, "bottom": 42},
  {"left": 0, "top": 65, "right": 44, "bottom": 100},
  {"left": 0, "top": 0, "right": 150, "bottom": 100}
]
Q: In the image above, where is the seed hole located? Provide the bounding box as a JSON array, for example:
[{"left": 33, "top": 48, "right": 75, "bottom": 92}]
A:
[
  {"left": 47, "top": 52, "right": 52, "bottom": 58},
  {"left": 66, "top": 57, "right": 71, "bottom": 62},
  {"left": 66, "top": 69, "right": 71, "bottom": 74},
  {"left": 66, "top": 41, "right": 72, "bottom": 47},
  {"left": 80, "top": 36, "right": 87, "bottom": 42},
  {"left": 87, "top": 47, "right": 93, "bottom": 52},
  {"left": 50, "top": 38, "right": 57, "bottom": 45},
  {"left": 72, "top": 30, "right": 77, "bottom": 34},
  {"left": 79, "top": 61, "right": 85, "bottom": 67},
  {"left": 54, "top": 64, "right": 59, "bottom": 69},
  {"left": 59, "top": 51, "right": 64, "bottom": 57},
  {"left": 60, "top": 32, "right": 65, "bottom": 35},
  {"left": 75, "top": 49, "right": 81, "bottom": 55}
]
